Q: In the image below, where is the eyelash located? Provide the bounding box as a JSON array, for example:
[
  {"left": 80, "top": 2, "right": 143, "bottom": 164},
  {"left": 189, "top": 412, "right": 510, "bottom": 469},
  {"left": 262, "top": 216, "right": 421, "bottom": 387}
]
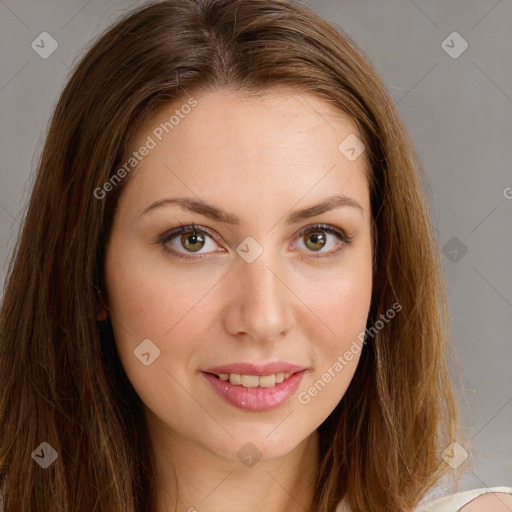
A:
[{"left": 158, "top": 223, "right": 353, "bottom": 261}]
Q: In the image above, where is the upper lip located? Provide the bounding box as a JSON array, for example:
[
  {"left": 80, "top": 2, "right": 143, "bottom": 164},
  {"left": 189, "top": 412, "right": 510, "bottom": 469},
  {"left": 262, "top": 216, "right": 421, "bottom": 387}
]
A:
[{"left": 202, "top": 362, "right": 306, "bottom": 376}]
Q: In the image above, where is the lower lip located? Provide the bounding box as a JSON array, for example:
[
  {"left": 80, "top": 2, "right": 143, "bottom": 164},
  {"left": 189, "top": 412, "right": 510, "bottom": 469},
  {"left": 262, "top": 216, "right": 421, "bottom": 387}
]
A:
[{"left": 202, "top": 370, "right": 307, "bottom": 411}]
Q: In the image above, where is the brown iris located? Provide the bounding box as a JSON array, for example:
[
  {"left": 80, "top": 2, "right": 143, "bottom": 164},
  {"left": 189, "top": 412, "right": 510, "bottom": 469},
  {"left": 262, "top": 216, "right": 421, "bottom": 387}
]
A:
[
  {"left": 304, "top": 231, "right": 326, "bottom": 251},
  {"left": 181, "top": 230, "right": 205, "bottom": 252}
]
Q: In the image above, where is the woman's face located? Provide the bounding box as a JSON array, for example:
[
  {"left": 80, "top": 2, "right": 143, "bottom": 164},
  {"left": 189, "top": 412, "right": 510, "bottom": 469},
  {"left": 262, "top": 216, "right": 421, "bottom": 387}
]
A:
[{"left": 105, "top": 87, "right": 373, "bottom": 463}]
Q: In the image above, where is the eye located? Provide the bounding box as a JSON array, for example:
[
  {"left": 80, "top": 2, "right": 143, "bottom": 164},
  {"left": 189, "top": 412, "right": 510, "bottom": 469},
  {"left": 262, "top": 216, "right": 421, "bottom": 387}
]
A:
[
  {"left": 159, "top": 224, "right": 221, "bottom": 260},
  {"left": 293, "top": 224, "right": 353, "bottom": 259},
  {"left": 158, "top": 223, "right": 353, "bottom": 260}
]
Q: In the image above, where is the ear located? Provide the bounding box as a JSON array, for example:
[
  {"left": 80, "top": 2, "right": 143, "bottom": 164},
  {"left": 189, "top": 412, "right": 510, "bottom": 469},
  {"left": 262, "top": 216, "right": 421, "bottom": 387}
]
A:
[{"left": 97, "top": 304, "right": 107, "bottom": 321}]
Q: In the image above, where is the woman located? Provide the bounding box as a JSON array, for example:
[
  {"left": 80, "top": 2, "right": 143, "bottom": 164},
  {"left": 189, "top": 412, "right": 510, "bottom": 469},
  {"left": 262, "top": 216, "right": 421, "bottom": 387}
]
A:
[{"left": 0, "top": 1, "right": 510, "bottom": 511}]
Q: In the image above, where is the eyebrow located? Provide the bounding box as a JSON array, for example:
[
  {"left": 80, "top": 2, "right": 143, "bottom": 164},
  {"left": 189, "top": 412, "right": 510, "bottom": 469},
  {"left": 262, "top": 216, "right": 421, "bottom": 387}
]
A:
[{"left": 139, "top": 194, "right": 365, "bottom": 224}]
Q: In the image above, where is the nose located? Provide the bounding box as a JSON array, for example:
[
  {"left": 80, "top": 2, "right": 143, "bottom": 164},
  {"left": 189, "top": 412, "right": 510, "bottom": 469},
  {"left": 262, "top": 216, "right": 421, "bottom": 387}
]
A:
[{"left": 222, "top": 247, "right": 295, "bottom": 344}]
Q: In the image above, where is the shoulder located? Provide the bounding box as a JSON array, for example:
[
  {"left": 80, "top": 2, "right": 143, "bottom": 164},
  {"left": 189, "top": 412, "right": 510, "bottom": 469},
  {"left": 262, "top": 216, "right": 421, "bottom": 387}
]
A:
[
  {"left": 458, "top": 491, "right": 512, "bottom": 511},
  {"left": 419, "top": 487, "right": 512, "bottom": 512},
  {"left": 336, "top": 487, "right": 512, "bottom": 512}
]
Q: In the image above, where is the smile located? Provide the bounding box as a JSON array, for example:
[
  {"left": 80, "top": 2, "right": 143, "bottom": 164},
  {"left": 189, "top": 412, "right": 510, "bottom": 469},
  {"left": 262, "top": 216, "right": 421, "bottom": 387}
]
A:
[{"left": 201, "top": 370, "right": 307, "bottom": 411}]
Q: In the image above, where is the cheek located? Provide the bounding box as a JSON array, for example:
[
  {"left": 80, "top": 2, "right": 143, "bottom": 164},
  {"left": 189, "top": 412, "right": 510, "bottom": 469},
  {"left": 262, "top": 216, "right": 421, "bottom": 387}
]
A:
[
  {"left": 104, "top": 243, "right": 211, "bottom": 414},
  {"left": 296, "top": 278, "right": 371, "bottom": 411},
  {"left": 105, "top": 235, "right": 219, "bottom": 342},
  {"left": 304, "top": 250, "right": 372, "bottom": 350},
  {"left": 318, "top": 277, "right": 371, "bottom": 333}
]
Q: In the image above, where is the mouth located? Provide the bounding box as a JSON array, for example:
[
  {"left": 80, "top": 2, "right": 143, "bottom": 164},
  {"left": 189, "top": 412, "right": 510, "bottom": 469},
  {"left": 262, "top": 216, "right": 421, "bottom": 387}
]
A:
[{"left": 201, "top": 367, "right": 307, "bottom": 411}]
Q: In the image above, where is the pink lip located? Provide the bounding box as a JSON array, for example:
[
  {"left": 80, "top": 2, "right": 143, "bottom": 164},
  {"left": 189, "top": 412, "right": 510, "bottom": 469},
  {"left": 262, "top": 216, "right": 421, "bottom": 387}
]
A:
[
  {"left": 202, "top": 370, "right": 307, "bottom": 411},
  {"left": 202, "top": 361, "right": 306, "bottom": 376}
]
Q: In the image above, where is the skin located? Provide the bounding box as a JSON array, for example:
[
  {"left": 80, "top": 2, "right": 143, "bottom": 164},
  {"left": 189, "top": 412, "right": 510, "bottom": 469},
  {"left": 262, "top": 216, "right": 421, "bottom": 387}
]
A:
[
  {"left": 104, "top": 87, "right": 373, "bottom": 512},
  {"left": 460, "top": 492, "right": 512, "bottom": 511}
]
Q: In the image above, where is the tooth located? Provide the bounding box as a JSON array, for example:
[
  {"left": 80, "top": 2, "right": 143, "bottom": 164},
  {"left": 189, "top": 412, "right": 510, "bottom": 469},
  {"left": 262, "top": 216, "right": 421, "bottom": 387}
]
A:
[
  {"left": 229, "top": 373, "right": 242, "bottom": 385},
  {"left": 219, "top": 372, "right": 295, "bottom": 387},
  {"left": 241, "top": 375, "right": 259, "bottom": 387},
  {"left": 258, "top": 374, "right": 276, "bottom": 387}
]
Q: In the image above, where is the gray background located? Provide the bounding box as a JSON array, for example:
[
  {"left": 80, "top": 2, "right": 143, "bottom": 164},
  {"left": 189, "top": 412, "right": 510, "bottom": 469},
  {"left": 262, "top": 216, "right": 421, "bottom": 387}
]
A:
[{"left": 1, "top": 0, "right": 511, "bottom": 499}]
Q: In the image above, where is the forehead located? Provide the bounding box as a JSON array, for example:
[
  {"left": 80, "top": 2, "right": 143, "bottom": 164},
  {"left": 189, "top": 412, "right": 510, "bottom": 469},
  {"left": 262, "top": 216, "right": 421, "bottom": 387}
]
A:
[
  {"left": 136, "top": 86, "right": 363, "bottom": 153},
  {"left": 120, "top": 87, "right": 370, "bottom": 219}
]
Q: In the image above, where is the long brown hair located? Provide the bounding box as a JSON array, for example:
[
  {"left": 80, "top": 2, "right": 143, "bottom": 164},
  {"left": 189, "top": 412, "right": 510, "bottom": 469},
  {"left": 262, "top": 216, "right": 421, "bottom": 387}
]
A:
[{"left": 0, "top": 1, "right": 469, "bottom": 510}]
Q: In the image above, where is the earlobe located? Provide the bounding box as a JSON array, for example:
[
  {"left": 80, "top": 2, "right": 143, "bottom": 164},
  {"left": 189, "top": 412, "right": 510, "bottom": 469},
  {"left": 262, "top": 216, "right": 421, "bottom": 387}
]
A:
[{"left": 96, "top": 304, "right": 107, "bottom": 321}]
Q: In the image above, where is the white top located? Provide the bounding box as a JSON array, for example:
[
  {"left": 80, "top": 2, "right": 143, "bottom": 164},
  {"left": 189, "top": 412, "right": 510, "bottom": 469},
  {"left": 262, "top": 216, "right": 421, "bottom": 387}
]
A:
[{"left": 335, "top": 487, "right": 512, "bottom": 512}]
